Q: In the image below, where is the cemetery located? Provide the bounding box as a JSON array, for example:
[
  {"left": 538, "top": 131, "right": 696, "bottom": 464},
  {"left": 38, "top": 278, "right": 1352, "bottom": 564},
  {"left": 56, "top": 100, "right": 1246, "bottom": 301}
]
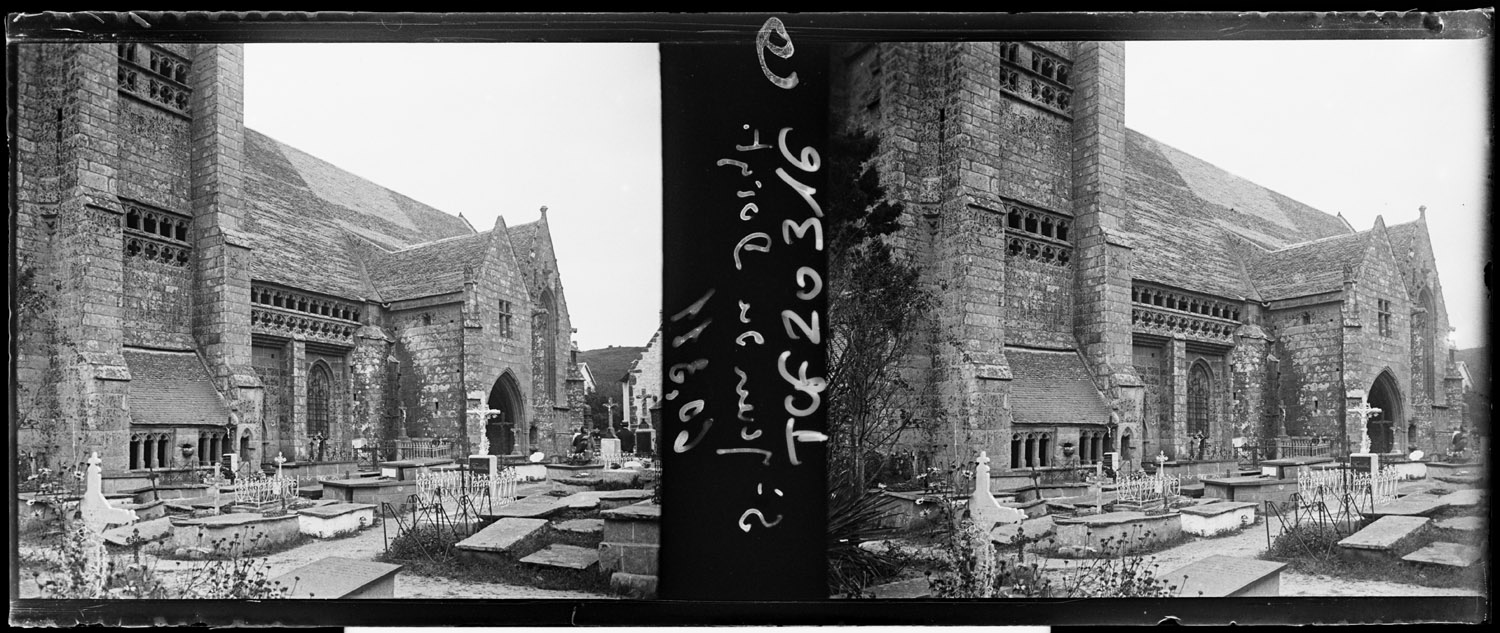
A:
[
  {"left": 842, "top": 442, "right": 1488, "bottom": 599},
  {"left": 17, "top": 436, "right": 661, "bottom": 600}
]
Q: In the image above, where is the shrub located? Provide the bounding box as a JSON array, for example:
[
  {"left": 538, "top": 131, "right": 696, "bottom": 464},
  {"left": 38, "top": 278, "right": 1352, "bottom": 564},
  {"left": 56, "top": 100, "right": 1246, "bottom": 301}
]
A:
[{"left": 928, "top": 524, "right": 1184, "bottom": 598}]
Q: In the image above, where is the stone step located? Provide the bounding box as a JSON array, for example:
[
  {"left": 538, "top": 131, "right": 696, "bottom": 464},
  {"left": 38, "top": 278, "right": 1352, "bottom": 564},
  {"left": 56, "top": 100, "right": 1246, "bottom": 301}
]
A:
[
  {"left": 1401, "top": 541, "right": 1482, "bottom": 569},
  {"left": 519, "top": 543, "right": 599, "bottom": 570},
  {"left": 455, "top": 517, "right": 549, "bottom": 556}
]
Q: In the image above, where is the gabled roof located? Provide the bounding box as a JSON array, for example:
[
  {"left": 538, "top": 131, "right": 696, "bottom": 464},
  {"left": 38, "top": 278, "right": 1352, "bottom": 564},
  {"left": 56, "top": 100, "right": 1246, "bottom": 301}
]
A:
[
  {"left": 1246, "top": 231, "right": 1371, "bottom": 301},
  {"left": 508, "top": 219, "right": 541, "bottom": 289},
  {"left": 1120, "top": 129, "right": 1354, "bottom": 301},
  {"left": 1007, "top": 347, "right": 1111, "bottom": 425},
  {"left": 123, "top": 348, "right": 231, "bottom": 426},
  {"left": 364, "top": 232, "right": 492, "bottom": 302},
  {"left": 241, "top": 129, "right": 474, "bottom": 299}
]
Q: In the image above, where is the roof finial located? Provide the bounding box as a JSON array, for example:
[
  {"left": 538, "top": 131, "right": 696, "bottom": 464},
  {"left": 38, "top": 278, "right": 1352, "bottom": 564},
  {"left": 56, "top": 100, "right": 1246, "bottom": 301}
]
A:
[
  {"left": 540, "top": 205, "right": 549, "bottom": 218},
  {"left": 1419, "top": 205, "right": 1427, "bottom": 218}
]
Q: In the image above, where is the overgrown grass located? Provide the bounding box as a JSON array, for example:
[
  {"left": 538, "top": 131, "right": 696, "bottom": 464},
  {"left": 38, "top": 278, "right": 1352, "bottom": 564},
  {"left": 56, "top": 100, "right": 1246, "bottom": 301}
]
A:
[
  {"left": 377, "top": 523, "right": 609, "bottom": 594},
  {"left": 1261, "top": 519, "right": 1485, "bottom": 590},
  {"left": 1028, "top": 530, "right": 1193, "bottom": 559}
]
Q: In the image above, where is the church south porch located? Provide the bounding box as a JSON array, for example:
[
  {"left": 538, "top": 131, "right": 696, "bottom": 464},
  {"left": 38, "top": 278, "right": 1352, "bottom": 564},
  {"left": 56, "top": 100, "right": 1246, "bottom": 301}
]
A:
[{"left": 985, "top": 347, "right": 1121, "bottom": 493}]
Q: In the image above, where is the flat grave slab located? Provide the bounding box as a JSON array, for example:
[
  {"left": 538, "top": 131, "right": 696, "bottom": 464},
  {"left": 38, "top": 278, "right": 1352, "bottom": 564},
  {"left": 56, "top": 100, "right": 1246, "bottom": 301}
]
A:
[
  {"left": 601, "top": 500, "right": 661, "bottom": 522},
  {"left": 271, "top": 556, "right": 402, "bottom": 599},
  {"left": 520, "top": 543, "right": 599, "bottom": 570},
  {"left": 1368, "top": 495, "right": 1449, "bottom": 518},
  {"left": 1163, "top": 555, "right": 1287, "bottom": 597},
  {"left": 559, "top": 492, "right": 603, "bottom": 510},
  {"left": 1401, "top": 542, "right": 1482, "bottom": 568},
  {"left": 1179, "top": 501, "right": 1258, "bottom": 536},
  {"left": 455, "top": 517, "right": 548, "bottom": 554},
  {"left": 103, "top": 516, "right": 173, "bottom": 546},
  {"left": 597, "top": 489, "right": 656, "bottom": 510},
  {"left": 1437, "top": 489, "right": 1485, "bottom": 508},
  {"left": 553, "top": 518, "right": 604, "bottom": 535},
  {"left": 481, "top": 495, "right": 566, "bottom": 520},
  {"left": 991, "top": 514, "right": 1056, "bottom": 544},
  {"left": 1433, "top": 516, "right": 1483, "bottom": 532},
  {"left": 298, "top": 502, "right": 377, "bottom": 538},
  {"left": 1179, "top": 500, "right": 1257, "bottom": 516},
  {"left": 1338, "top": 515, "right": 1429, "bottom": 551}
]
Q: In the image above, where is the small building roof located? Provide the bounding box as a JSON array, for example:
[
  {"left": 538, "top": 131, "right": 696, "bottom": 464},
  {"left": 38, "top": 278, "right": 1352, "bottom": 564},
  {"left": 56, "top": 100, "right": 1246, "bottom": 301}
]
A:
[
  {"left": 1006, "top": 347, "right": 1111, "bottom": 426},
  {"left": 123, "top": 348, "right": 232, "bottom": 427},
  {"left": 1246, "top": 231, "right": 1371, "bottom": 301}
]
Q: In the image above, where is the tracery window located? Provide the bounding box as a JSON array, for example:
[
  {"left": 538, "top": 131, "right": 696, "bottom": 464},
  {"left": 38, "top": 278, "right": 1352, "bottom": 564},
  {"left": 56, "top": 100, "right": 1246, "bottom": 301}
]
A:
[
  {"left": 1187, "top": 362, "right": 1212, "bottom": 437},
  {"left": 1377, "top": 299, "right": 1393, "bottom": 338},
  {"left": 308, "top": 363, "right": 331, "bottom": 438}
]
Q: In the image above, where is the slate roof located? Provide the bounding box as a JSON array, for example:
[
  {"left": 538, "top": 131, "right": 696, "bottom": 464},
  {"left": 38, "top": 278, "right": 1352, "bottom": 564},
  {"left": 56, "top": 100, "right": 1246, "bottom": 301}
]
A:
[
  {"left": 242, "top": 129, "right": 475, "bottom": 300},
  {"left": 365, "top": 232, "right": 493, "bottom": 302},
  {"left": 508, "top": 220, "right": 541, "bottom": 287},
  {"left": 1246, "top": 231, "right": 1371, "bottom": 301},
  {"left": 1006, "top": 348, "right": 1111, "bottom": 425},
  {"left": 123, "top": 349, "right": 232, "bottom": 426},
  {"left": 1121, "top": 129, "right": 1354, "bottom": 301}
]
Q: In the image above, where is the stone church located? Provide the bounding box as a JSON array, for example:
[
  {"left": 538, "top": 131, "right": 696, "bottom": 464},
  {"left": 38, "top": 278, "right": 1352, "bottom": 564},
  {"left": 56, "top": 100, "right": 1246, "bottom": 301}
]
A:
[
  {"left": 13, "top": 43, "right": 586, "bottom": 483},
  {"left": 831, "top": 42, "right": 1468, "bottom": 476}
]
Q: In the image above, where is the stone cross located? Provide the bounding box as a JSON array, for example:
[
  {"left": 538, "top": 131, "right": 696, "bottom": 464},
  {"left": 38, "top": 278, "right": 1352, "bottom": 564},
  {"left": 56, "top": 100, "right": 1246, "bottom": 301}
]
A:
[
  {"left": 1085, "top": 459, "right": 1107, "bottom": 511},
  {"left": 274, "top": 451, "right": 287, "bottom": 479},
  {"left": 1349, "top": 400, "right": 1382, "bottom": 454},
  {"left": 968, "top": 451, "right": 1025, "bottom": 534},
  {"left": 79, "top": 452, "right": 138, "bottom": 535}
]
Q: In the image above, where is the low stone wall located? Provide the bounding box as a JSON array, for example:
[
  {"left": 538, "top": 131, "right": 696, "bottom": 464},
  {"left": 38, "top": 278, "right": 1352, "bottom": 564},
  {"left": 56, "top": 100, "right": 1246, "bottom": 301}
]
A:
[
  {"left": 1179, "top": 501, "right": 1257, "bottom": 537},
  {"left": 598, "top": 501, "right": 660, "bottom": 598},
  {"left": 169, "top": 512, "right": 302, "bottom": 556},
  {"left": 279, "top": 461, "right": 363, "bottom": 481},
  {"left": 320, "top": 478, "right": 419, "bottom": 512},
  {"left": 1052, "top": 511, "right": 1182, "bottom": 553},
  {"left": 298, "top": 503, "right": 377, "bottom": 538}
]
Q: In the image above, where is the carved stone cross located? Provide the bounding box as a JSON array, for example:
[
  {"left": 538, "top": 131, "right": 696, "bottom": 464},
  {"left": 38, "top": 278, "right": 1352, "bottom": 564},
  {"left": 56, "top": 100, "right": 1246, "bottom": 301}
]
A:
[
  {"left": 1350, "top": 400, "right": 1382, "bottom": 455},
  {"left": 274, "top": 451, "right": 287, "bottom": 479}
]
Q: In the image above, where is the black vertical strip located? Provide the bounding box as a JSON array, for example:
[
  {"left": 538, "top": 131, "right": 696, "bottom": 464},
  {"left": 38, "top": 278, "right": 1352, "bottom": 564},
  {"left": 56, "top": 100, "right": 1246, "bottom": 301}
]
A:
[{"left": 660, "top": 22, "right": 829, "bottom": 601}]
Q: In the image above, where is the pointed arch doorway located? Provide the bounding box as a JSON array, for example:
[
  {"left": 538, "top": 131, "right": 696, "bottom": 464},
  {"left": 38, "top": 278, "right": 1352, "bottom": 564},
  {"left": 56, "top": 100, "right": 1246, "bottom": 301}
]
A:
[
  {"left": 1366, "top": 371, "right": 1403, "bottom": 454},
  {"left": 486, "top": 372, "right": 525, "bottom": 456}
]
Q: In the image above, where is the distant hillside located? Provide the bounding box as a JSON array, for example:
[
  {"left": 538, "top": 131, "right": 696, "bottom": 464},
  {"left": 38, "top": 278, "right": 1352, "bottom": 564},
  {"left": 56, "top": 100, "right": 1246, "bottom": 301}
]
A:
[
  {"left": 579, "top": 346, "right": 646, "bottom": 390},
  {"left": 1455, "top": 347, "right": 1489, "bottom": 395}
]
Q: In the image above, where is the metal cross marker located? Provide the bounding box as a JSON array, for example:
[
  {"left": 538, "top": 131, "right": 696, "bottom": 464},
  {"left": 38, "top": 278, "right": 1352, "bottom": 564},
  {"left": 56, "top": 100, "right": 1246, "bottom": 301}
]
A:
[
  {"left": 274, "top": 451, "right": 286, "bottom": 479},
  {"left": 1349, "top": 399, "right": 1383, "bottom": 454}
]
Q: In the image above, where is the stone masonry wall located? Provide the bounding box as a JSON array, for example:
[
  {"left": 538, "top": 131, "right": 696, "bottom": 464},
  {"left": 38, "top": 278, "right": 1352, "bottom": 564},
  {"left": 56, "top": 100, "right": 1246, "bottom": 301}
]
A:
[
  {"left": 1343, "top": 227, "right": 1414, "bottom": 453},
  {"left": 1268, "top": 301, "right": 1343, "bottom": 439},
  {"left": 391, "top": 303, "right": 466, "bottom": 441},
  {"left": 464, "top": 223, "right": 535, "bottom": 454},
  {"left": 117, "top": 97, "right": 191, "bottom": 212}
]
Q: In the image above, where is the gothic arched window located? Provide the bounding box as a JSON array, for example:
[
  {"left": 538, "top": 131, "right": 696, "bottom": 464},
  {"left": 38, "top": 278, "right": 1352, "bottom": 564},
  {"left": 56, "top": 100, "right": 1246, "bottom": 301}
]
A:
[
  {"left": 1187, "top": 362, "right": 1212, "bottom": 437},
  {"left": 308, "top": 363, "right": 331, "bottom": 437}
]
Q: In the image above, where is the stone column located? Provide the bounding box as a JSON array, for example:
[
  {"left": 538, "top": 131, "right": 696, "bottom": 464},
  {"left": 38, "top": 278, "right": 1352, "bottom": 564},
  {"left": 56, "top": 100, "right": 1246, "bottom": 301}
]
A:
[
  {"left": 1168, "top": 336, "right": 1188, "bottom": 459},
  {"left": 290, "top": 338, "right": 306, "bottom": 460}
]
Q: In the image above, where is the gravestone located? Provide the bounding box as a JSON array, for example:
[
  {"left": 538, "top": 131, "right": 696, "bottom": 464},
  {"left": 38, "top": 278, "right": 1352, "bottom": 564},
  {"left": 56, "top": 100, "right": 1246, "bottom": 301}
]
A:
[
  {"left": 858, "top": 577, "right": 932, "bottom": 599},
  {"left": 520, "top": 544, "right": 600, "bottom": 570},
  {"left": 1367, "top": 495, "right": 1448, "bottom": 518},
  {"left": 271, "top": 556, "right": 403, "bottom": 599},
  {"left": 1178, "top": 501, "right": 1257, "bottom": 536},
  {"left": 968, "top": 452, "right": 1025, "bottom": 532},
  {"left": 480, "top": 495, "right": 565, "bottom": 520},
  {"left": 1436, "top": 488, "right": 1484, "bottom": 508},
  {"left": 1401, "top": 542, "right": 1482, "bottom": 569},
  {"left": 103, "top": 516, "right": 173, "bottom": 547},
  {"left": 1163, "top": 555, "right": 1288, "bottom": 597},
  {"left": 553, "top": 518, "right": 604, "bottom": 535},
  {"left": 79, "top": 453, "right": 139, "bottom": 534},
  {"left": 1337, "top": 515, "right": 1428, "bottom": 563},
  {"left": 455, "top": 517, "right": 549, "bottom": 557},
  {"left": 1434, "top": 516, "right": 1482, "bottom": 533}
]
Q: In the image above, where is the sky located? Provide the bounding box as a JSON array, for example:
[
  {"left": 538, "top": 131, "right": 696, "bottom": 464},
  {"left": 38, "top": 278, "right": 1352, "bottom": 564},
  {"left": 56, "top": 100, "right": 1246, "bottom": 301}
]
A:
[{"left": 243, "top": 36, "right": 1489, "bottom": 350}]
